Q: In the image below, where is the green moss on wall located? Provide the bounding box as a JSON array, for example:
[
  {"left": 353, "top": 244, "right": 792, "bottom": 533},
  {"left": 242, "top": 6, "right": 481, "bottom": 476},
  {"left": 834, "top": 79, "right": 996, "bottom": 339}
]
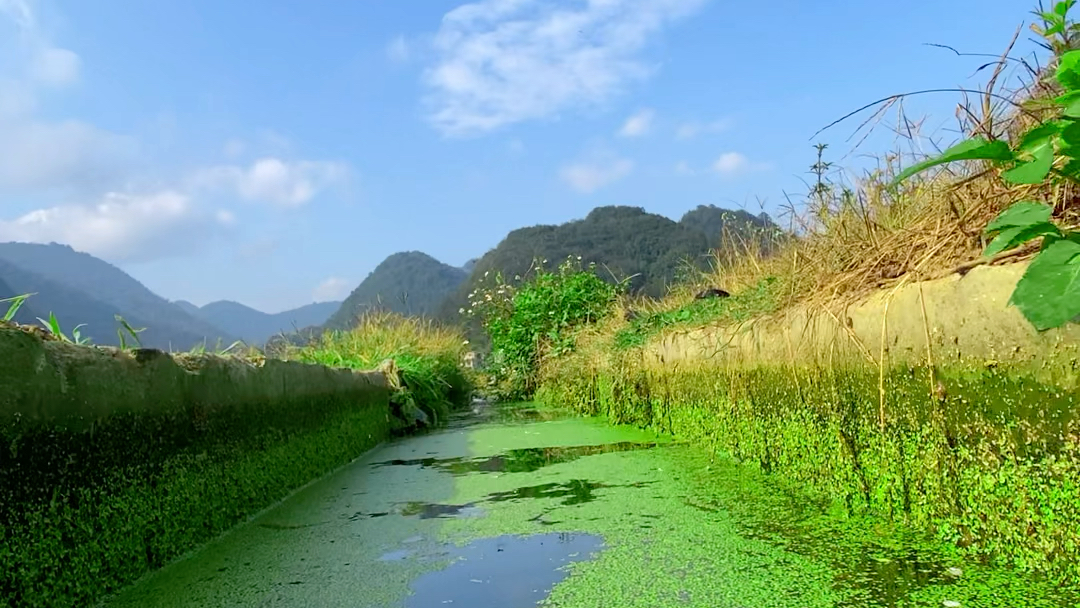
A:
[
  {"left": 537, "top": 359, "right": 1080, "bottom": 585},
  {"left": 0, "top": 391, "right": 390, "bottom": 608}
]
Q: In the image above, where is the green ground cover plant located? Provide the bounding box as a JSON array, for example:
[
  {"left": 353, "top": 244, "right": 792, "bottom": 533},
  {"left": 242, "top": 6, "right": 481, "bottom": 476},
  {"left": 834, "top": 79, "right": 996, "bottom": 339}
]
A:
[{"left": 466, "top": 256, "right": 623, "bottom": 400}]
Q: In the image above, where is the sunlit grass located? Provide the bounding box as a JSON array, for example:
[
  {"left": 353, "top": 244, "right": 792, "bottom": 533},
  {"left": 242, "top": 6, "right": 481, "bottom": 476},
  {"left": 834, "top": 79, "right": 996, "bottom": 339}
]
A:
[{"left": 286, "top": 310, "right": 474, "bottom": 423}]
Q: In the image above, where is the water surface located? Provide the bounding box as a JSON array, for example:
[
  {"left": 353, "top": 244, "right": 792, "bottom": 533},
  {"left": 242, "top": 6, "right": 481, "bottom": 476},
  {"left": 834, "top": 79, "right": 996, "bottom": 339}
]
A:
[{"left": 102, "top": 401, "right": 1076, "bottom": 607}]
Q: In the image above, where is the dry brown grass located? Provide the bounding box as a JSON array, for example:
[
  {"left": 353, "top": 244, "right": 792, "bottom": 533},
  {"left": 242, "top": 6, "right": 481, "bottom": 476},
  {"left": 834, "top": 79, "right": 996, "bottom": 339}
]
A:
[{"left": 652, "top": 29, "right": 1080, "bottom": 320}]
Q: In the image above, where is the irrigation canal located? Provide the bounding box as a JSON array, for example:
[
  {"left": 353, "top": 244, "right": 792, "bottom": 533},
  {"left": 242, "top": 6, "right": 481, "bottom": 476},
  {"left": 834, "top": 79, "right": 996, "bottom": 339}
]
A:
[{"left": 102, "top": 402, "right": 1077, "bottom": 608}]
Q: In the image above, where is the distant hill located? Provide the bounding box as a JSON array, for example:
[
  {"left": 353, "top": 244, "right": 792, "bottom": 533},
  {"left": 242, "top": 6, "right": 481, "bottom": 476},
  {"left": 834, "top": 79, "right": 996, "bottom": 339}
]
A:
[
  {"left": 678, "top": 205, "right": 779, "bottom": 251},
  {"left": 435, "top": 204, "right": 780, "bottom": 337},
  {"left": 183, "top": 300, "right": 341, "bottom": 344},
  {"left": 0, "top": 242, "right": 237, "bottom": 350},
  {"left": 173, "top": 300, "right": 201, "bottom": 316},
  {"left": 324, "top": 251, "right": 468, "bottom": 330}
]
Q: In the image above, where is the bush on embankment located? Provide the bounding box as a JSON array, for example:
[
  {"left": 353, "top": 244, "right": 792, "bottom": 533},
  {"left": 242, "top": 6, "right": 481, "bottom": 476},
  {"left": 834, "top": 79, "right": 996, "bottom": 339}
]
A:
[
  {"left": 521, "top": 3, "right": 1080, "bottom": 586},
  {"left": 0, "top": 310, "right": 471, "bottom": 608},
  {"left": 287, "top": 311, "right": 474, "bottom": 427},
  {"left": 465, "top": 256, "right": 623, "bottom": 400}
]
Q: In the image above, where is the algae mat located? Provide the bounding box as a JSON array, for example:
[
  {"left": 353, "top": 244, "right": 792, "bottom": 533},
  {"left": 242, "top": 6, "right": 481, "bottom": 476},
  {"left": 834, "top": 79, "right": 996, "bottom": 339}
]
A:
[{"left": 102, "top": 403, "right": 1075, "bottom": 607}]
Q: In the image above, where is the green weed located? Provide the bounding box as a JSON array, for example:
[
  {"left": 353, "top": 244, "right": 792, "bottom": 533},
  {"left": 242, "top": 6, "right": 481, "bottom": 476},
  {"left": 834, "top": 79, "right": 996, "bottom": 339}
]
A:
[
  {"left": 614, "top": 276, "right": 782, "bottom": 349},
  {"left": 468, "top": 255, "right": 624, "bottom": 400},
  {"left": 893, "top": 1, "right": 1080, "bottom": 330},
  {"left": 1, "top": 293, "right": 32, "bottom": 322},
  {"left": 287, "top": 311, "right": 472, "bottom": 425}
]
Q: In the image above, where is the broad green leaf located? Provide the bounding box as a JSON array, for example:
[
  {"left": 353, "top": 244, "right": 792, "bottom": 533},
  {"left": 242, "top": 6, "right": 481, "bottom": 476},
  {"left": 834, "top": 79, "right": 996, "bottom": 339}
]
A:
[
  {"left": 1060, "top": 120, "right": 1080, "bottom": 147},
  {"left": 1009, "top": 238, "right": 1080, "bottom": 330},
  {"left": 1059, "top": 49, "right": 1080, "bottom": 74},
  {"left": 983, "top": 222, "right": 1062, "bottom": 257},
  {"left": 893, "top": 138, "right": 1013, "bottom": 185},
  {"left": 1066, "top": 98, "right": 1080, "bottom": 118},
  {"left": 1058, "top": 158, "right": 1080, "bottom": 180},
  {"left": 1055, "top": 1, "right": 1073, "bottom": 17},
  {"left": 1017, "top": 121, "right": 1064, "bottom": 152},
  {"left": 985, "top": 201, "right": 1054, "bottom": 234},
  {"left": 1002, "top": 142, "right": 1054, "bottom": 184},
  {"left": 1058, "top": 51, "right": 1080, "bottom": 91}
]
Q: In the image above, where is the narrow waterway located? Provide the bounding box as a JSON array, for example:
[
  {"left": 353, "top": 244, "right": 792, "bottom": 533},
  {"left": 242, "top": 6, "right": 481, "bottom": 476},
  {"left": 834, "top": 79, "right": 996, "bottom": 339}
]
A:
[{"left": 102, "top": 402, "right": 1075, "bottom": 608}]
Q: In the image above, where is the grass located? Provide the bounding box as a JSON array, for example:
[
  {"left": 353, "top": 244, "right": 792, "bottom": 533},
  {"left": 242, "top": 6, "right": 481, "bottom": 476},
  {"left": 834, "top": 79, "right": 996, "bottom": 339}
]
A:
[
  {"left": 614, "top": 276, "right": 783, "bottom": 349},
  {"left": 581, "top": 27, "right": 1079, "bottom": 356},
  {"left": 285, "top": 310, "right": 474, "bottom": 426}
]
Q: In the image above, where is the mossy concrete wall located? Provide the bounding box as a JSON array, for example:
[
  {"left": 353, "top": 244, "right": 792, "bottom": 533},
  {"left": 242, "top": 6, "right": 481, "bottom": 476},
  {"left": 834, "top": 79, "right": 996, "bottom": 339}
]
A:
[
  {"left": 0, "top": 325, "right": 390, "bottom": 427},
  {"left": 652, "top": 263, "right": 1080, "bottom": 380},
  {"left": 538, "top": 262, "right": 1080, "bottom": 583},
  {"left": 0, "top": 326, "right": 396, "bottom": 608}
]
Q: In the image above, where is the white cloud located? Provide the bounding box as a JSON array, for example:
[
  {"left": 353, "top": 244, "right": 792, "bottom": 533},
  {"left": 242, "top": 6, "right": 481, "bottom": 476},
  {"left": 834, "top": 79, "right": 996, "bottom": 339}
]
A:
[
  {"left": 0, "top": 191, "right": 234, "bottom": 263},
  {"left": 423, "top": 0, "right": 706, "bottom": 136},
  {"left": 0, "top": 1, "right": 81, "bottom": 89},
  {"left": 712, "top": 151, "right": 768, "bottom": 177},
  {"left": 713, "top": 152, "right": 747, "bottom": 174},
  {"left": 0, "top": 0, "right": 33, "bottom": 29},
  {"left": 0, "top": 79, "right": 35, "bottom": 118},
  {"left": 0, "top": 119, "right": 137, "bottom": 190},
  {"left": 560, "top": 155, "right": 633, "bottom": 193},
  {"left": 313, "top": 276, "right": 351, "bottom": 302},
  {"left": 386, "top": 35, "right": 411, "bottom": 63},
  {"left": 192, "top": 158, "right": 349, "bottom": 208},
  {"left": 674, "top": 160, "right": 695, "bottom": 175},
  {"left": 0, "top": 1, "right": 135, "bottom": 193},
  {"left": 618, "top": 108, "right": 654, "bottom": 137},
  {"left": 30, "top": 47, "right": 80, "bottom": 87},
  {"left": 676, "top": 117, "right": 732, "bottom": 140},
  {"left": 222, "top": 138, "right": 246, "bottom": 159}
]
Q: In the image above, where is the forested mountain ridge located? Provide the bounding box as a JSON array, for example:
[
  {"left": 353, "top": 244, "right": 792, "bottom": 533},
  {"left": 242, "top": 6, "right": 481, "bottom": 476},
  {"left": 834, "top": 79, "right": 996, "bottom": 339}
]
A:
[
  {"left": 324, "top": 251, "right": 469, "bottom": 330},
  {"left": 436, "top": 205, "right": 780, "bottom": 323}
]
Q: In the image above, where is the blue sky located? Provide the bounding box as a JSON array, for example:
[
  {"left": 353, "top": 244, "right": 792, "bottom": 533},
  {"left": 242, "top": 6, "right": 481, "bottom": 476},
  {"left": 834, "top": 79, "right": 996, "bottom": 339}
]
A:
[{"left": 0, "top": 0, "right": 1045, "bottom": 312}]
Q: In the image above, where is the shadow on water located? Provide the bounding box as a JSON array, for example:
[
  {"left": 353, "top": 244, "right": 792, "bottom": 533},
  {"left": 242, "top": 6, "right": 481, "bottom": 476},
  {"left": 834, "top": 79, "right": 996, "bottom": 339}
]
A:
[
  {"left": 358, "top": 479, "right": 659, "bottom": 523},
  {"left": 372, "top": 441, "right": 669, "bottom": 476},
  {"left": 404, "top": 533, "right": 604, "bottom": 608}
]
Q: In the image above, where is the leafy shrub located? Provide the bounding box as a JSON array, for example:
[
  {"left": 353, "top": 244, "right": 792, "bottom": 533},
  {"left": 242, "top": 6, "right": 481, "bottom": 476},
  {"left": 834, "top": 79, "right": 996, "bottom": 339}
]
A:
[
  {"left": 468, "top": 255, "right": 623, "bottom": 400},
  {"left": 894, "top": 0, "right": 1080, "bottom": 330}
]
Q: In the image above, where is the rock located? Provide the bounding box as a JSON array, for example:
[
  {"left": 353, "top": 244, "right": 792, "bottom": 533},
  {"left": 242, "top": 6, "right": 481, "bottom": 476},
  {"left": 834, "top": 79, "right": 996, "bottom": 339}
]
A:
[
  {"left": 400, "top": 401, "right": 430, "bottom": 427},
  {"left": 694, "top": 287, "right": 731, "bottom": 300}
]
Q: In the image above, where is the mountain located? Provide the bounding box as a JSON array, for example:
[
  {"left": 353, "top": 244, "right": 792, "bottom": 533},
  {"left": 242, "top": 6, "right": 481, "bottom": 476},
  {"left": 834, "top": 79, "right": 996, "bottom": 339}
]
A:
[
  {"left": 173, "top": 300, "right": 201, "bottom": 316},
  {"left": 678, "top": 205, "right": 779, "bottom": 251},
  {"left": 0, "top": 242, "right": 237, "bottom": 350},
  {"left": 435, "top": 204, "right": 781, "bottom": 332},
  {"left": 184, "top": 300, "right": 341, "bottom": 344},
  {"left": 324, "top": 251, "right": 469, "bottom": 330},
  {"left": 439, "top": 206, "right": 710, "bottom": 317}
]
